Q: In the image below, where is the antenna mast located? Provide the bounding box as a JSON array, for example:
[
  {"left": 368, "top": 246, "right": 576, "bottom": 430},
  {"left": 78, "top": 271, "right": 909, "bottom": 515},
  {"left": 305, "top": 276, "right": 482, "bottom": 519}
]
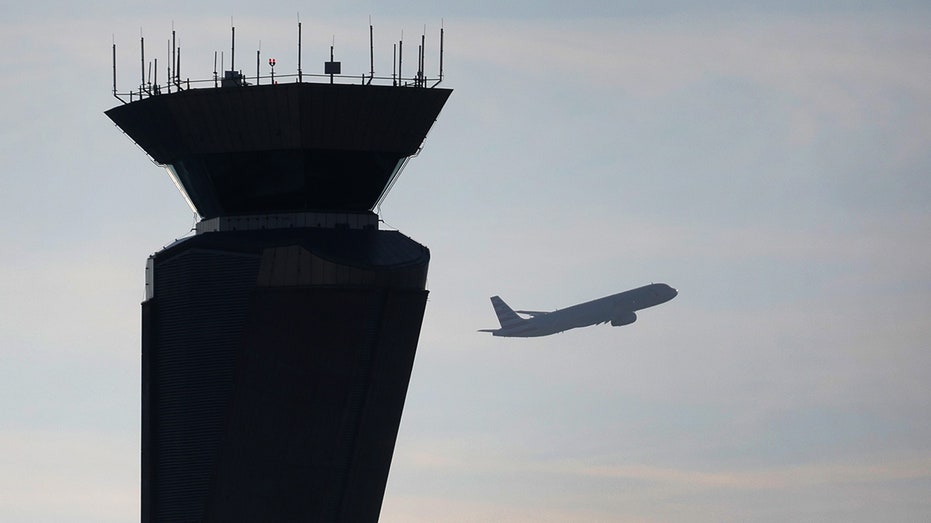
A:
[
  {"left": 419, "top": 32, "right": 425, "bottom": 87},
  {"left": 297, "top": 15, "right": 303, "bottom": 83},
  {"left": 368, "top": 19, "right": 374, "bottom": 85},
  {"left": 112, "top": 39, "right": 124, "bottom": 103},
  {"left": 171, "top": 27, "right": 176, "bottom": 91},
  {"left": 437, "top": 25, "right": 444, "bottom": 86},
  {"left": 140, "top": 33, "right": 146, "bottom": 95},
  {"left": 112, "top": 40, "right": 117, "bottom": 97}
]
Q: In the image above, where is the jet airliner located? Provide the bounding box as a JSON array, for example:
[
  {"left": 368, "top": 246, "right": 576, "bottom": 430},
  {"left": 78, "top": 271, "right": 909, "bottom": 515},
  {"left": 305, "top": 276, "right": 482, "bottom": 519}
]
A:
[{"left": 479, "top": 283, "right": 677, "bottom": 337}]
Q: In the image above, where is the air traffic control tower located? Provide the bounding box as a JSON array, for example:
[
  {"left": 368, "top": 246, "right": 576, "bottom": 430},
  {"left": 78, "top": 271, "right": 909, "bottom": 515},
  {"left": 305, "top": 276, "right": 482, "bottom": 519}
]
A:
[{"left": 106, "top": 25, "right": 450, "bottom": 522}]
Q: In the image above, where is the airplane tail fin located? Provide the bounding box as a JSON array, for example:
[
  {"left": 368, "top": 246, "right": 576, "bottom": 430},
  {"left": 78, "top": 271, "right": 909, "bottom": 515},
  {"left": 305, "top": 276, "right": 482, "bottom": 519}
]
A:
[{"left": 490, "top": 296, "right": 525, "bottom": 329}]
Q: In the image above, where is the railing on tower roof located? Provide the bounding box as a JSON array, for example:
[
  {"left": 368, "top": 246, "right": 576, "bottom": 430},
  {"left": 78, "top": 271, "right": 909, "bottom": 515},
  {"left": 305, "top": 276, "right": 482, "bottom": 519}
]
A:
[{"left": 112, "top": 21, "right": 445, "bottom": 104}]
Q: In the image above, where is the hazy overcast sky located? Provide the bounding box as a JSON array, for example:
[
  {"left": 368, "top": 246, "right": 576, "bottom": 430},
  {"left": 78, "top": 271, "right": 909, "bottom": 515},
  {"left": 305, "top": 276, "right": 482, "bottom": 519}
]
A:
[{"left": 1, "top": 2, "right": 930, "bottom": 522}]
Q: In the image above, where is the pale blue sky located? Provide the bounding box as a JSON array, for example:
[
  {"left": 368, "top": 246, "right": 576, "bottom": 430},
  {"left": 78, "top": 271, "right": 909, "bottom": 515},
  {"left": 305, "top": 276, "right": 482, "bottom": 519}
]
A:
[{"left": 1, "top": 2, "right": 930, "bottom": 522}]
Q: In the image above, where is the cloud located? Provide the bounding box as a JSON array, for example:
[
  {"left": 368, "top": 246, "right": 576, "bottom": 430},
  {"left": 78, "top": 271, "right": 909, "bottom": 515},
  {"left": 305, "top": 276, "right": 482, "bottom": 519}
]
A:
[
  {"left": 573, "top": 454, "right": 931, "bottom": 490},
  {"left": 386, "top": 440, "right": 931, "bottom": 521},
  {"left": 445, "top": 11, "right": 931, "bottom": 177}
]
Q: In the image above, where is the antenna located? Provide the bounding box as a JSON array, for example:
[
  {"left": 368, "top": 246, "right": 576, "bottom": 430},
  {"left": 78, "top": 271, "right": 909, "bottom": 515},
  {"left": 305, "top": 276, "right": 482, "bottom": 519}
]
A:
[
  {"left": 171, "top": 26, "right": 176, "bottom": 91},
  {"left": 213, "top": 50, "right": 218, "bottom": 87},
  {"left": 398, "top": 33, "right": 403, "bottom": 85},
  {"left": 437, "top": 24, "right": 444, "bottom": 86},
  {"left": 368, "top": 20, "right": 374, "bottom": 85},
  {"left": 329, "top": 41, "right": 335, "bottom": 84},
  {"left": 230, "top": 25, "right": 235, "bottom": 72},
  {"left": 392, "top": 43, "right": 397, "bottom": 86},
  {"left": 140, "top": 32, "right": 145, "bottom": 95},
  {"left": 112, "top": 39, "right": 124, "bottom": 102},
  {"left": 256, "top": 42, "right": 260, "bottom": 85},
  {"left": 324, "top": 35, "right": 342, "bottom": 83},
  {"left": 166, "top": 39, "right": 171, "bottom": 94},
  {"left": 419, "top": 32, "right": 425, "bottom": 87},
  {"left": 297, "top": 14, "right": 303, "bottom": 83},
  {"left": 112, "top": 38, "right": 117, "bottom": 95},
  {"left": 165, "top": 39, "right": 169, "bottom": 93}
]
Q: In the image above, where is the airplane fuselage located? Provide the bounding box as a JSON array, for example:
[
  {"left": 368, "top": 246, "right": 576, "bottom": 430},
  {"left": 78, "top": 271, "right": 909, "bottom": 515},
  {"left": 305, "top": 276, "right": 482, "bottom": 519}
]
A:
[{"left": 481, "top": 283, "right": 677, "bottom": 337}]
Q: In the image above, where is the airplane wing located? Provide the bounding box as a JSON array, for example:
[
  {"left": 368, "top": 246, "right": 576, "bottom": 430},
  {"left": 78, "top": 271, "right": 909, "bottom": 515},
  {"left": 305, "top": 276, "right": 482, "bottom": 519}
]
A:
[{"left": 515, "top": 310, "right": 550, "bottom": 317}]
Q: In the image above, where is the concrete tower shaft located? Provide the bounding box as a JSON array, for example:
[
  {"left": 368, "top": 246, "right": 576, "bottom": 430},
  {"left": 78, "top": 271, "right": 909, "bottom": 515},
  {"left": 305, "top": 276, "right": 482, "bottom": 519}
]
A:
[{"left": 140, "top": 227, "right": 431, "bottom": 521}]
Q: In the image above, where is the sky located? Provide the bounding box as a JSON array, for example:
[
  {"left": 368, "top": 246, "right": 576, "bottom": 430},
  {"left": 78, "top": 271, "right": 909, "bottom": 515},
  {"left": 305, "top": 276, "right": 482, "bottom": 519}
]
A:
[{"left": 1, "top": 1, "right": 930, "bottom": 522}]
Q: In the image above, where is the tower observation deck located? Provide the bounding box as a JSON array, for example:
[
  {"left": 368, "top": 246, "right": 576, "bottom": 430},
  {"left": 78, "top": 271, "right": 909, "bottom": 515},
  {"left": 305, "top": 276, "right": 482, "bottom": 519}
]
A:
[
  {"left": 108, "top": 24, "right": 450, "bottom": 522},
  {"left": 108, "top": 82, "right": 449, "bottom": 217}
]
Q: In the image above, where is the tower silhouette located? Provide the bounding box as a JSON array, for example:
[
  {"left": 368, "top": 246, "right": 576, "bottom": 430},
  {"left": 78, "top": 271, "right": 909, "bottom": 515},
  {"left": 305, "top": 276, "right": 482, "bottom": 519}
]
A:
[{"left": 107, "top": 26, "right": 450, "bottom": 522}]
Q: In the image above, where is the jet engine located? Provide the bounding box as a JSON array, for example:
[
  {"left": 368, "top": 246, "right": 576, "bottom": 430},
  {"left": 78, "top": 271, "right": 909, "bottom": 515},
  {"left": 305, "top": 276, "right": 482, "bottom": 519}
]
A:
[{"left": 611, "top": 311, "right": 637, "bottom": 326}]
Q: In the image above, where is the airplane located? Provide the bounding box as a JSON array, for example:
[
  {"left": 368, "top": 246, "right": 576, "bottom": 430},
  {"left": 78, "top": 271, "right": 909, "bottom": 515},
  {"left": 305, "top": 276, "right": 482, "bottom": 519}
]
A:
[{"left": 479, "top": 283, "right": 677, "bottom": 337}]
